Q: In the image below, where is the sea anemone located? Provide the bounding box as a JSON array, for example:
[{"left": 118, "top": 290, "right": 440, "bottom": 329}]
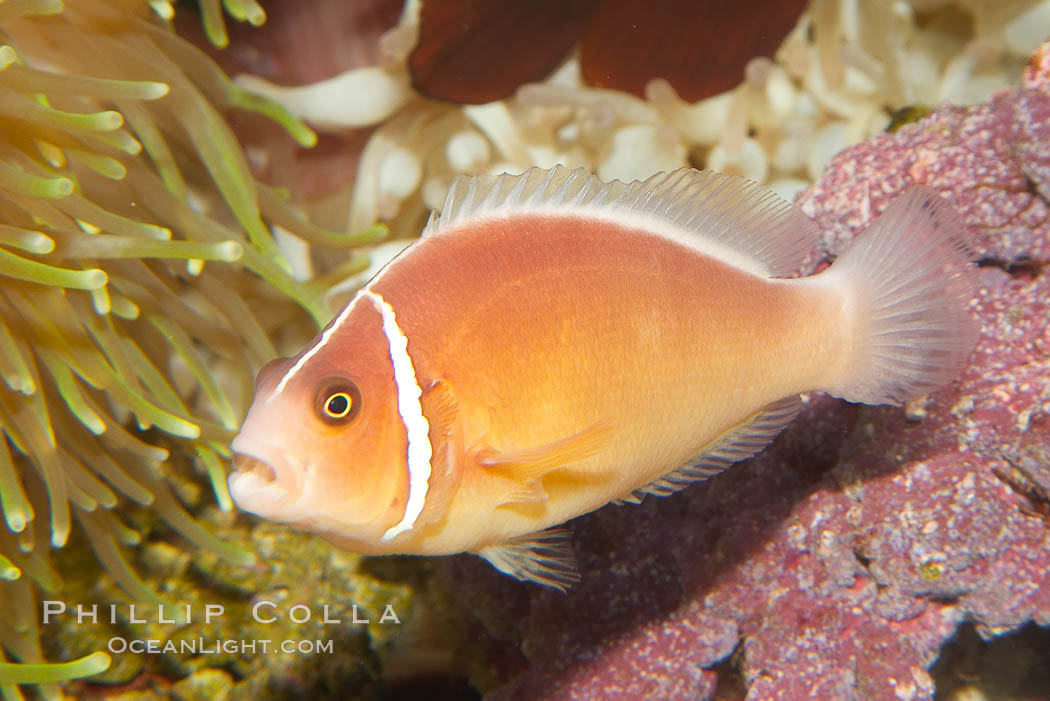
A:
[
  {"left": 237, "top": 0, "right": 1050, "bottom": 229},
  {"left": 0, "top": 1, "right": 381, "bottom": 697}
]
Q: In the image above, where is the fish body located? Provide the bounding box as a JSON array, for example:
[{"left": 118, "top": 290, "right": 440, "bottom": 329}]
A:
[{"left": 230, "top": 167, "right": 977, "bottom": 589}]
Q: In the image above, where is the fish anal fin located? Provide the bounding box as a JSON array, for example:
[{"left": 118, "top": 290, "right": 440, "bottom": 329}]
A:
[
  {"left": 415, "top": 379, "right": 463, "bottom": 529},
  {"left": 478, "top": 421, "right": 611, "bottom": 484},
  {"left": 475, "top": 527, "right": 580, "bottom": 591},
  {"left": 629, "top": 395, "right": 802, "bottom": 502}
]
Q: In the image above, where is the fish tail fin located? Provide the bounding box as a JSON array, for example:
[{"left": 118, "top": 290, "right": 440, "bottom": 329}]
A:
[{"left": 820, "top": 186, "right": 978, "bottom": 405}]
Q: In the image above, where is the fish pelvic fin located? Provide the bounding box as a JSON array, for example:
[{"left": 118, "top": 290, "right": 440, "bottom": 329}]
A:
[
  {"left": 475, "top": 527, "right": 580, "bottom": 591},
  {"left": 817, "top": 186, "right": 978, "bottom": 405},
  {"left": 477, "top": 421, "right": 612, "bottom": 485},
  {"left": 621, "top": 396, "right": 802, "bottom": 504}
]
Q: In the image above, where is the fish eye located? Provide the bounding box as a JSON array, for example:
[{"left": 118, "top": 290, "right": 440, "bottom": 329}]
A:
[
  {"left": 314, "top": 379, "right": 361, "bottom": 425},
  {"left": 326, "top": 393, "right": 351, "bottom": 416}
]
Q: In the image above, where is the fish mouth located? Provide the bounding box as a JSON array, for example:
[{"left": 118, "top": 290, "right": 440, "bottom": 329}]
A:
[
  {"left": 232, "top": 453, "right": 278, "bottom": 484},
  {"left": 227, "top": 445, "right": 303, "bottom": 515}
]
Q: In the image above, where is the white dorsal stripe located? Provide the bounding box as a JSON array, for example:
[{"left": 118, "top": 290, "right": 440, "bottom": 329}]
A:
[
  {"left": 421, "top": 165, "right": 822, "bottom": 278},
  {"left": 363, "top": 290, "right": 433, "bottom": 541}
]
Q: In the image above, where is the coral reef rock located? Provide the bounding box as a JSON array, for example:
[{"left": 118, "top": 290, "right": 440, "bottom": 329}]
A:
[{"left": 440, "top": 41, "right": 1050, "bottom": 701}]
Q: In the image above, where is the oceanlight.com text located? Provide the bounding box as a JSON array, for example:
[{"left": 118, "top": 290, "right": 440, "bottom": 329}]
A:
[{"left": 107, "top": 637, "right": 335, "bottom": 655}]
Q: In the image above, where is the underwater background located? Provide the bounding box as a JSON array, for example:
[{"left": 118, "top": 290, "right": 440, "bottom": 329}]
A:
[{"left": 0, "top": 0, "right": 1048, "bottom": 699}]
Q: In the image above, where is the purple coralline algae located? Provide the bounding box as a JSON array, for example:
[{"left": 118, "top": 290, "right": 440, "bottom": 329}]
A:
[
  {"left": 796, "top": 42, "right": 1050, "bottom": 266},
  {"left": 441, "top": 42, "right": 1050, "bottom": 701}
]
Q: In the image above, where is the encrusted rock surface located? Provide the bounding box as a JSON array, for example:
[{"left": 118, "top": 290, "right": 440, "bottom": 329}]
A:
[
  {"left": 797, "top": 41, "right": 1050, "bottom": 267},
  {"left": 442, "top": 41, "right": 1050, "bottom": 701}
]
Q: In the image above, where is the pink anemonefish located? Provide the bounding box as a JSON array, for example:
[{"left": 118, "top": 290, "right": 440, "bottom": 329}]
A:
[{"left": 229, "top": 166, "right": 977, "bottom": 590}]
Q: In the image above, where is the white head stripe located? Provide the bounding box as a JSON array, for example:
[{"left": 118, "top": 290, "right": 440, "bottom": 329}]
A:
[
  {"left": 269, "top": 237, "right": 424, "bottom": 402},
  {"left": 269, "top": 297, "right": 360, "bottom": 402},
  {"left": 363, "top": 290, "right": 433, "bottom": 541}
]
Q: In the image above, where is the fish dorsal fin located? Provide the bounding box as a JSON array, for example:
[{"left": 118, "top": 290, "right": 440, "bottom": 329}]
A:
[
  {"left": 423, "top": 165, "right": 820, "bottom": 277},
  {"left": 616, "top": 396, "right": 802, "bottom": 505},
  {"left": 475, "top": 527, "right": 580, "bottom": 591}
]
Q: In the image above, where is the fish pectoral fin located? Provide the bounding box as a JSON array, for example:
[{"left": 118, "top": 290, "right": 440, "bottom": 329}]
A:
[
  {"left": 628, "top": 395, "right": 803, "bottom": 502},
  {"left": 477, "top": 421, "right": 612, "bottom": 484},
  {"left": 475, "top": 527, "right": 580, "bottom": 591},
  {"left": 496, "top": 479, "right": 548, "bottom": 506}
]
